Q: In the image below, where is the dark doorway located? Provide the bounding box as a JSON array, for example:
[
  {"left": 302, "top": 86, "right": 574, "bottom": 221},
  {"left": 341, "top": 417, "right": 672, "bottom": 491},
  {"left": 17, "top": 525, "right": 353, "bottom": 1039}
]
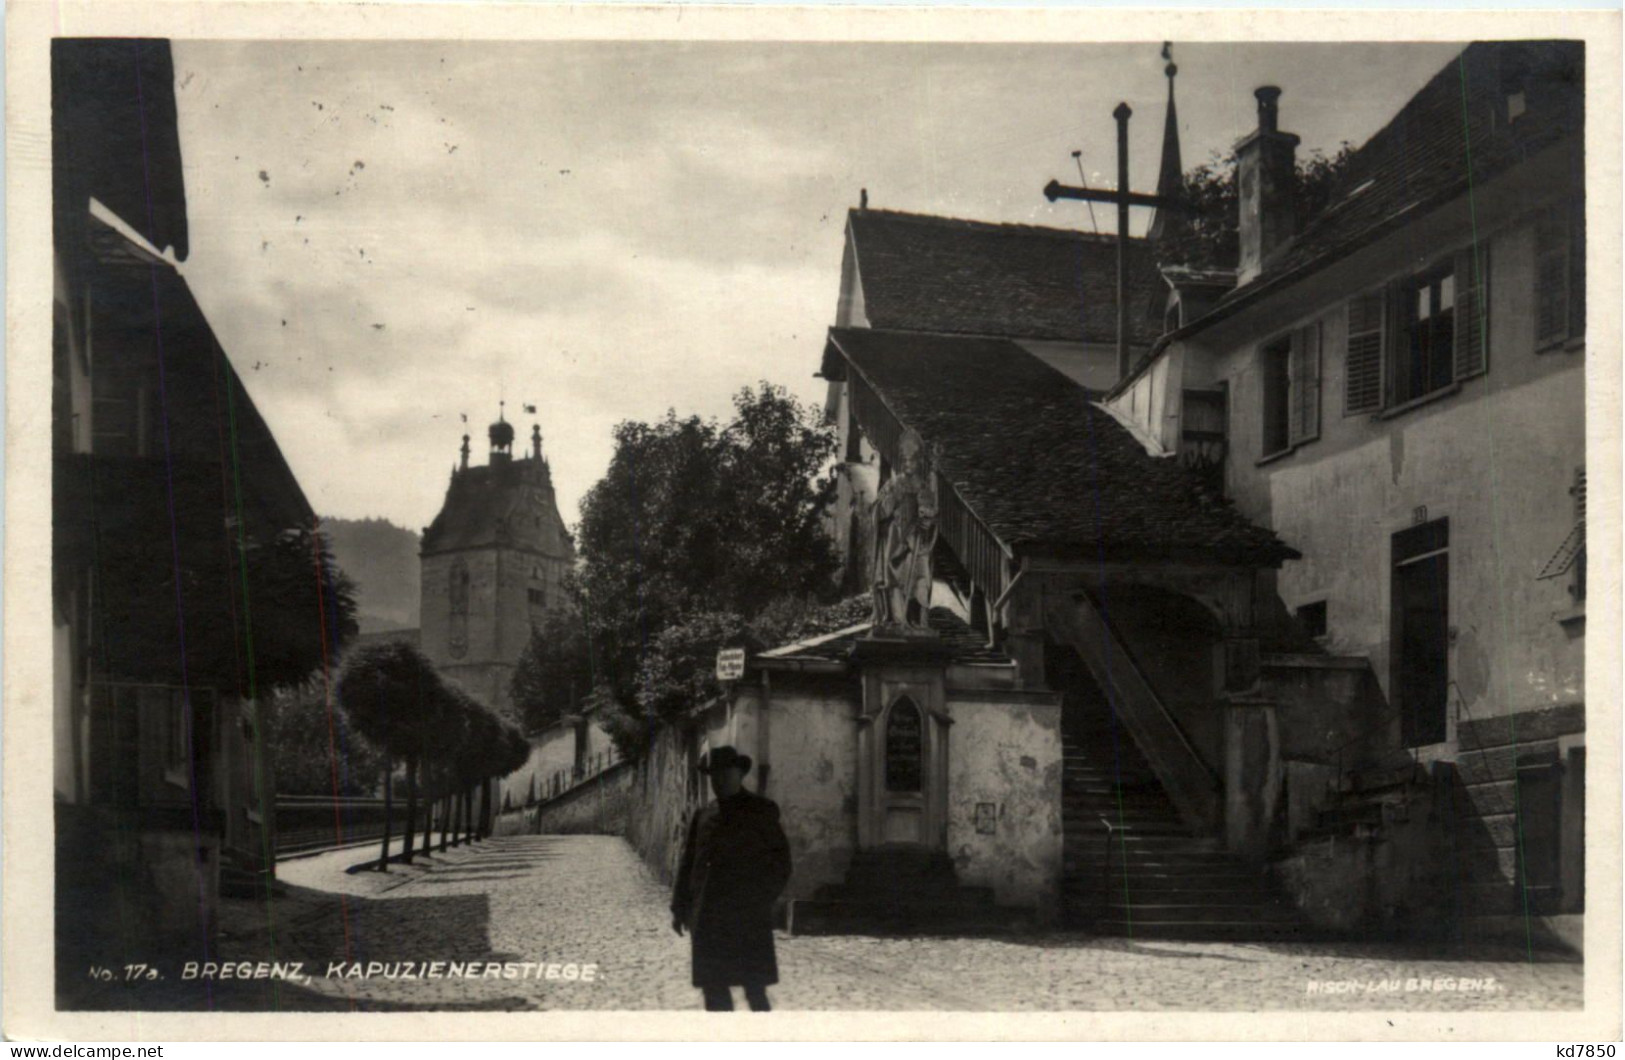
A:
[
  {"left": 1516, "top": 750, "right": 1563, "bottom": 915},
  {"left": 1393, "top": 519, "right": 1449, "bottom": 746}
]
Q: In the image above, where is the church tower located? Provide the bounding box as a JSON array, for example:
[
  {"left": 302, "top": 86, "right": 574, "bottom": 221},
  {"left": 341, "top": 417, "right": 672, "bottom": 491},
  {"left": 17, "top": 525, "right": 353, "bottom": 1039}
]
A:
[{"left": 419, "top": 406, "right": 574, "bottom": 717}]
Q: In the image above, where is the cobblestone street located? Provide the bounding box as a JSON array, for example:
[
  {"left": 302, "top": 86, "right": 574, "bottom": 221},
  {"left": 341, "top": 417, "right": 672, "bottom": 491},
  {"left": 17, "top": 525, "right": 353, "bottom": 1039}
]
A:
[{"left": 88, "top": 834, "right": 1581, "bottom": 1012}]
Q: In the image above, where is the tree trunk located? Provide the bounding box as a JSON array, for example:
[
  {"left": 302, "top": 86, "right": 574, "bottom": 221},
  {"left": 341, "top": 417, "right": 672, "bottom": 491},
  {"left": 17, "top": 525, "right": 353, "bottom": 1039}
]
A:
[
  {"left": 403, "top": 756, "right": 419, "bottom": 863},
  {"left": 464, "top": 784, "right": 475, "bottom": 844},
  {"left": 377, "top": 757, "right": 394, "bottom": 872},
  {"left": 477, "top": 779, "right": 490, "bottom": 840},
  {"left": 439, "top": 794, "right": 450, "bottom": 852},
  {"left": 421, "top": 777, "right": 435, "bottom": 856}
]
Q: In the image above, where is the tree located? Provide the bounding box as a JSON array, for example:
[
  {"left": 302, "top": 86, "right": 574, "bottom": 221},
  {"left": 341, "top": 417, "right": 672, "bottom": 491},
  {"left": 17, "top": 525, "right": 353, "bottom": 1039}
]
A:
[
  {"left": 574, "top": 381, "right": 839, "bottom": 728},
  {"left": 594, "top": 593, "right": 873, "bottom": 762},
  {"left": 443, "top": 695, "right": 530, "bottom": 842},
  {"left": 264, "top": 673, "right": 386, "bottom": 797},
  {"left": 335, "top": 640, "right": 448, "bottom": 870},
  {"left": 1159, "top": 144, "right": 1358, "bottom": 272},
  {"left": 251, "top": 526, "right": 361, "bottom": 690},
  {"left": 509, "top": 607, "right": 593, "bottom": 734}
]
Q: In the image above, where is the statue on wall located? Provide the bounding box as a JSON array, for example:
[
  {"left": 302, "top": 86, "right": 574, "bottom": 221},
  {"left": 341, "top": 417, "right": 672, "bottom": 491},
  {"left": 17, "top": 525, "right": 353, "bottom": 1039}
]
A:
[{"left": 870, "top": 429, "right": 939, "bottom": 634}]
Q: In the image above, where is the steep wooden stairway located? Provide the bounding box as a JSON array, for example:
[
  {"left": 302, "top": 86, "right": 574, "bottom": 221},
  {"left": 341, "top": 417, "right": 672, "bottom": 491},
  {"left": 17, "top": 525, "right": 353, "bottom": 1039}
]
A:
[{"left": 1061, "top": 714, "right": 1306, "bottom": 940}]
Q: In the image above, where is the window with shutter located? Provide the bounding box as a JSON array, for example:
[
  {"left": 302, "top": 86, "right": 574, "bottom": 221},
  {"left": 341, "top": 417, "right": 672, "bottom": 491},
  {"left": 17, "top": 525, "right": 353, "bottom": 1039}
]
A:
[
  {"left": 1260, "top": 321, "right": 1323, "bottom": 458},
  {"left": 1260, "top": 335, "right": 1292, "bottom": 457},
  {"left": 1537, "top": 202, "right": 1586, "bottom": 350},
  {"left": 1395, "top": 263, "right": 1457, "bottom": 405},
  {"left": 1345, "top": 292, "right": 1385, "bottom": 415},
  {"left": 1291, "top": 321, "right": 1323, "bottom": 445},
  {"left": 1454, "top": 245, "right": 1490, "bottom": 380},
  {"left": 1535, "top": 209, "right": 1569, "bottom": 348},
  {"left": 1569, "top": 197, "right": 1586, "bottom": 341}
]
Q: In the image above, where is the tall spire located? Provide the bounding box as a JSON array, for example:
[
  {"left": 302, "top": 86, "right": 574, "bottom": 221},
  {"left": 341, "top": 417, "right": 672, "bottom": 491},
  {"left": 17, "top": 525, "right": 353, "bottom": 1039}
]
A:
[{"left": 1147, "top": 42, "right": 1185, "bottom": 244}]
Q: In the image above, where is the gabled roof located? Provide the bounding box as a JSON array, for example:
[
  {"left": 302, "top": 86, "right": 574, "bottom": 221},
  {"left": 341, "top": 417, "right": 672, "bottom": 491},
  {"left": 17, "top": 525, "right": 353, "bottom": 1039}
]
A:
[
  {"left": 848, "top": 209, "right": 1163, "bottom": 345},
  {"left": 828, "top": 327, "right": 1296, "bottom": 565},
  {"left": 1222, "top": 40, "right": 1582, "bottom": 310}
]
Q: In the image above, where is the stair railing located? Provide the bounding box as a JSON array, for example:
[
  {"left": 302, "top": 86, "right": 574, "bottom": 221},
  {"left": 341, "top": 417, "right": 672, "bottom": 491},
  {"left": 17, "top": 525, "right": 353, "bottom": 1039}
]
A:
[{"left": 1048, "top": 589, "right": 1221, "bottom": 834}]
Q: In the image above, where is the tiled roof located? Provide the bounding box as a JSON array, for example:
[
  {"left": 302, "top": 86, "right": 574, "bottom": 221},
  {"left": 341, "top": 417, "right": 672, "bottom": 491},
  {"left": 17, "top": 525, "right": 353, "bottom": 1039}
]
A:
[
  {"left": 1227, "top": 40, "right": 1582, "bottom": 304},
  {"left": 763, "top": 606, "right": 1011, "bottom": 666},
  {"left": 829, "top": 327, "right": 1297, "bottom": 564},
  {"left": 421, "top": 457, "right": 573, "bottom": 556},
  {"left": 849, "top": 209, "right": 1164, "bottom": 345}
]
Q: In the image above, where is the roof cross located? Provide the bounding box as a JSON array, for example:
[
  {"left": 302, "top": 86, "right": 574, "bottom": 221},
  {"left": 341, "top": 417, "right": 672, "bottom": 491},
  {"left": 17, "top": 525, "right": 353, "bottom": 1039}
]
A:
[{"left": 1042, "top": 47, "right": 1191, "bottom": 379}]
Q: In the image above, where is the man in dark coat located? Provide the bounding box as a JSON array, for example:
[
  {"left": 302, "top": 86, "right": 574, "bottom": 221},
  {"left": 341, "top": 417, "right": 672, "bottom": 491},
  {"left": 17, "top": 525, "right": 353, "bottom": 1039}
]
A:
[{"left": 671, "top": 746, "right": 792, "bottom": 1012}]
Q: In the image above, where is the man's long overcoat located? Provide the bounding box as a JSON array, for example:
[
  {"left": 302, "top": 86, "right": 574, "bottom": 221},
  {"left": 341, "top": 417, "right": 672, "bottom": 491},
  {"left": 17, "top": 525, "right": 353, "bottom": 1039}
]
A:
[{"left": 671, "top": 789, "right": 792, "bottom": 987}]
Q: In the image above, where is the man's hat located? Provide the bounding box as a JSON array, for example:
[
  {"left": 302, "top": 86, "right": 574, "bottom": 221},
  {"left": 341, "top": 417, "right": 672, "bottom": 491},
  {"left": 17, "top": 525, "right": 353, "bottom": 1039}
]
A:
[{"left": 699, "top": 745, "right": 752, "bottom": 776}]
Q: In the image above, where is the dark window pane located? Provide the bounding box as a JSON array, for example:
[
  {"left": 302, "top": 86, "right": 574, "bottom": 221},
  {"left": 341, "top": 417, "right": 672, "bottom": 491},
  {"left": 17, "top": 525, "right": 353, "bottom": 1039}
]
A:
[{"left": 885, "top": 698, "right": 923, "bottom": 793}]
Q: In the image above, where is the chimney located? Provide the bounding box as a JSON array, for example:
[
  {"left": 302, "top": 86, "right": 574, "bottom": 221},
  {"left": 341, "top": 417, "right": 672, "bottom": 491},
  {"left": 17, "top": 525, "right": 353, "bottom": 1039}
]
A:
[{"left": 1235, "top": 86, "right": 1299, "bottom": 284}]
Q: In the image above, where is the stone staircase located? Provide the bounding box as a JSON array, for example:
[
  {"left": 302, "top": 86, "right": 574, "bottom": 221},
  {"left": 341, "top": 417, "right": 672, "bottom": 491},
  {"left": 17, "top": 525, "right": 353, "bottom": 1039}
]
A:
[
  {"left": 786, "top": 846, "right": 1028, "bottom": 936},
  {"left": 1061, "top": 717, "right": 1306, "bottom": 940}
]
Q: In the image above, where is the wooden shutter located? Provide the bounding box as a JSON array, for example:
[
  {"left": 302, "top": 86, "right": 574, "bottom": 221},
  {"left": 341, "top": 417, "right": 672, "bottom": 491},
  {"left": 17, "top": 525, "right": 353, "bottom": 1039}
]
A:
[
  {"left": 1455, "top": 244, "right": 1490, "bottom": 380},
  {"left": 1292, "top": 321, "right": 1323, "bottom": 444},
  {"left": 1345, "top": 291, "right": 1385, "bottom": 415},
  {"left": 1569, "top": 197, "right": 1586, "bottom": 341},
  {"left": 1534, "top": 209, "right": 1568, "bottom": 348}
]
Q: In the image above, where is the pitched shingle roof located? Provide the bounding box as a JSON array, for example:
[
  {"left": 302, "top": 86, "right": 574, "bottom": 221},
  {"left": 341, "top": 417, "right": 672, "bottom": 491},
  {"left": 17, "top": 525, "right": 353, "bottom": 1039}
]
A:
[
  {"left": 849, "top": 209, "right": 1164, "bottom": 345},
  {"left": 421, "top": 457, "right": 573, "bottom": 556},
  {"left": 828, "top": 327, "right": 1297, "bottom": 565},
  {"left": 762, "top": 606, "right": 1011, "bottom": 666},
  {"left": 1227, "top": 40, "right": 1582, "bottom": 306}
]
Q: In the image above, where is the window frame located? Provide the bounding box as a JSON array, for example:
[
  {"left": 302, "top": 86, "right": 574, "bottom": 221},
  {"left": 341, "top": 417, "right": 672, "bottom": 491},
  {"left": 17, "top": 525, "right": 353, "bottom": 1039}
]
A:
[
  {"left": 1343, "top": 240, "right": 1491, "bottom": 420},
  {"left": 1258, "top": 334, "right": 1293, "bottom": 460},
  {"left": 1393, "top": 261, "right": 1459, "bottom": 407},
  {"left": 1255, "top": 320, "right": 1323, "bottom": 464}
]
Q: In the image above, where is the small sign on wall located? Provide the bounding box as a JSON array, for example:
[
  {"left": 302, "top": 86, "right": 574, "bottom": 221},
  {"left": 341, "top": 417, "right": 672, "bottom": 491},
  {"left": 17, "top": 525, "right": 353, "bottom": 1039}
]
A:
[
  {"left": 715, "top": 647, "right": 745, "bottom": 681},
  {"left": 974, "top": 802, "right": 998, "bottom": 835}
]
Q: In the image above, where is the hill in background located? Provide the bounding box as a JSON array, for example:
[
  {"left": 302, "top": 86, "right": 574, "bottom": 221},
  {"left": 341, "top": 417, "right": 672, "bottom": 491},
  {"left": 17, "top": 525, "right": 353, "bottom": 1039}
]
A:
[{"left": 321, "top": 515, "right": 421, "bottom": 634}]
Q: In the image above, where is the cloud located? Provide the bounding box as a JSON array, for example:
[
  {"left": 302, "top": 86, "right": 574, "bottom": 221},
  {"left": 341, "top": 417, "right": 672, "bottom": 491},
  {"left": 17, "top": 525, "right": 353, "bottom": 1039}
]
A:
[{"left": 172, "top": 38, "right": 1465, "bottom": 531}]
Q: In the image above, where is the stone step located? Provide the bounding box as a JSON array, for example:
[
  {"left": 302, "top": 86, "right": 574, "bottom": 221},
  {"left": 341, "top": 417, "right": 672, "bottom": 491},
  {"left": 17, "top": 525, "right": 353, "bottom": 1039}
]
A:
[
  {"left": 1065, "top": 800, "right": 1171, "bottom": 816},
  {"left": 1064, "top": 839, "right": 1230, "bottom": 858},
  {"left": 1086, "top": 918, "right": 1309, "bottom": 942},
  {"left": 1063, "top": 772, "right": 1164, "bottom": 786},
  {"left": 1059, "top": 819, "right": 1189, "bottom": 838},
  {"left": 1064, "top": 832, "right": 1219, "bottom": 850},
  {"left": 1062, "top": 854, "right": 1257, "bottom": 875},
  {"left": 1065, "top": 880, "right": 1280, "bottom": 904},
  {"left": 1088, "top": 901, "right": 1301, "bottom": 925},
  {"left": 1062, "top": 760, "right": 1159, "bottom": 774},
  {"left": 813, "top": 882, "right": 995, "bottom": 908},
  {"left": 1063, "top": 869, "right": 1259, "bottom": 888},
  {"left": 786, "top": 898, "right": 1027, "bottom": 937}
]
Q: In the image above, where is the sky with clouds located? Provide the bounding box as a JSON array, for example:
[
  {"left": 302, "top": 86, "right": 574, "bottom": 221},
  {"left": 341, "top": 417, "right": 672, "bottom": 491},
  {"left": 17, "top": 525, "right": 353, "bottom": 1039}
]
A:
[{"left": 167, "top": 39, "right": 1465, "bottom": 533}]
